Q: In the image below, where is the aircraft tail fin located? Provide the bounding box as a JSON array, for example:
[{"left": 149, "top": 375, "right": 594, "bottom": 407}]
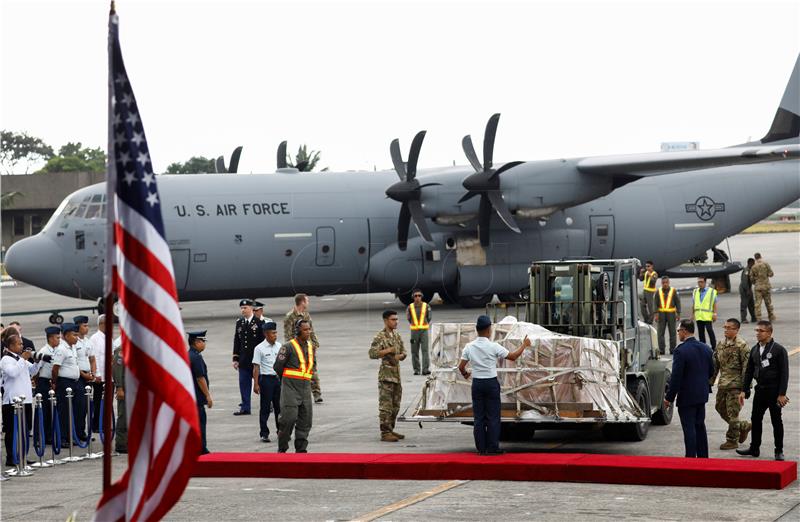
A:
[{"left": 760, "top": 54, "right": 800, "bottom": 143}]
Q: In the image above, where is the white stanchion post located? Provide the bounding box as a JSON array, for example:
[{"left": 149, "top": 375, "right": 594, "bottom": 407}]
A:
[
  {"left": 46, "top": 390, "right": 65, "bottom": 465},
  {"left": 29, "top": 393, "right": 52, "bottom": 468},
  {"left": 84, "top": 385, "right": 101, "bottom": 459},
  {"left": 62, "top": 387, "right": 84, "bottom": 462},
  {"left": 9, "top": 396, "right": 34, "bottom": 476}
]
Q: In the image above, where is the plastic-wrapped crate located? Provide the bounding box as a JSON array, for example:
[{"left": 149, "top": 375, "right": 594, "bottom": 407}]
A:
[{"left": 407, "top": 317, "right": 645, "bottom": 422}]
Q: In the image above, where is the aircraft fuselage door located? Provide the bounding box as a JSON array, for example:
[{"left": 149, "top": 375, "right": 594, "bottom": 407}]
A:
[
  {"left": 316, "top": 227, "right": 335, "bottom": 266},
  {"left": 170, "top": 249, "right": 190, "bottom": 290},
  {"left": 589, "top": 216, "right": 614, "bottom": 259}
]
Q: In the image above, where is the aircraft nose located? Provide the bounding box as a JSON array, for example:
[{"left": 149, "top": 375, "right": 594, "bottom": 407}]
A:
[{"left": 4, "top": 235, "right": 63, "bottom": 288}]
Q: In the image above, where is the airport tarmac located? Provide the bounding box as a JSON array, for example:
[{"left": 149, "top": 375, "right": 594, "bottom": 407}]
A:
[{"left": 0, "top": 232, "right": 798, "bottom": 521}]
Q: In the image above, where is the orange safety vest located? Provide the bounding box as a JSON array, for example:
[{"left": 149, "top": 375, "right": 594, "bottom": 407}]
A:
[
  {"left": 657, "top": 287, "right": 677, "bottom": 313},
  {"left": 282, "top": 339, "right": 315, "bottom": 380},
  {"left": 409, "top": 302, "right": 429, "bottom": 331},
  {"left": 643, "top": 271, "right": 657, "bottom": 292}
]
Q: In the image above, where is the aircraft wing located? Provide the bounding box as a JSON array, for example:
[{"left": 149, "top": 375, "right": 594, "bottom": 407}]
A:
[{"left": 576, "top": 143, "right": 799, "bottom": 177}]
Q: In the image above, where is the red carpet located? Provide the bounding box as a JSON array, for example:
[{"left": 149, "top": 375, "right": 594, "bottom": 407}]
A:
[{"left": 194, "top": 452, "right": 796, "bottom": 489}]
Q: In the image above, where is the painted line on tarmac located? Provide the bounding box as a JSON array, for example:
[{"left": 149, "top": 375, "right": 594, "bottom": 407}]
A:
[
  {"left": 350, "top": 479, "right": 469, "bottom": 522},
  {"left": 789, "top": 347, "right": 800, "bottom": 357}
]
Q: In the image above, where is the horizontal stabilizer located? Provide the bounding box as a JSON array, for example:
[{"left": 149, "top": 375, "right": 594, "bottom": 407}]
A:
[{"left": 576, "top": 143, "right": 799, "bottom": 177}]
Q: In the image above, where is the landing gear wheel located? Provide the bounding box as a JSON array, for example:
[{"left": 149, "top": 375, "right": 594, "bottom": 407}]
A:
[
  {"left": 499, "top": 423, "right": 536, "bottom": 441},
  {"left": 49, "top": 313, "right": 64, "bottom": 325},
  {"left": 457, "top": 294, "right": 493, "bottom": 309},
  {"left": 497, "top": 293, "right": 520, "bottom": 304},
  {"left": 651, "top": 370, "right": 674, "bottom": 426}
]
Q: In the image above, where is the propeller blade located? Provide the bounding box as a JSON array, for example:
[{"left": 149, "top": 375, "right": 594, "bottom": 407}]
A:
[
  {"left": 228, "top": 146, "right": 243, "bottom": 174},
  {"left": 458, "top": 190, "right": 479, "bottom": 204},
  {"left": 478, "top": 195, "right": 492, "bottom": 247},
  {"left": 215, "top": 156, "right": 226, "bottom": 174},
  {"left": 486, "top": 190, "right": 521, "bottom": 233},
  {"left": 406, "top": 130, "right": 426, "bottom": 181},
  {"left": 390, "top": 138, "right": 406, "bottom": 180},
  {"left": 490, "top": 160, "right": 524, "bottom": 181},
  {"left": 398, "top": 202, "right": 411, "bottom": 251},
  {"left": 461, "top": 135, "right": 483, "bottom": 173},
  {"left": 408, "top": 199, "right": 434, "bottom": 243},
  {"left": 277, "top": 141, "right": 288, "bottom": 169},
  {"left": 483, "top": 113, "right": 501, "bottom": 171}
]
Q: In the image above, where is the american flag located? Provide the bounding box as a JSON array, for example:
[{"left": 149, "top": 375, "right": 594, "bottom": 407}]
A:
[{"left": 95, "top": 5, "right": 200, "bottom": 521}]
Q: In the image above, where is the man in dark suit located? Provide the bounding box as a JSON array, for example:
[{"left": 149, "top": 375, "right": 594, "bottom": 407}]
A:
[{"left": 664, "top": 319, "right": 715, "bottom": 458}]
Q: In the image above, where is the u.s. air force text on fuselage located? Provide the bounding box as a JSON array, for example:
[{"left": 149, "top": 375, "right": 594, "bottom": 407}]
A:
[{"left": 173, "top": 202, "right": 291, "bottom": 218}]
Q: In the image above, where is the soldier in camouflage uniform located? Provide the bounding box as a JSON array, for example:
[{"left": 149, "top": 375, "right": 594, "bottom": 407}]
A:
[
  {"left": 283, "top": 293, "right": 323, "bottom": 403},
  {"left": 368, "top": 310, "right": 407, "bottom": 442},
  {"left": 710, "top": 318, "right": 752, "bottom": 450},
  {"left": 749, "top": 253, "right": 775, "bottom": 322},
  {"left": 111, "top": 338, "right": 127, "bottom": 453}
]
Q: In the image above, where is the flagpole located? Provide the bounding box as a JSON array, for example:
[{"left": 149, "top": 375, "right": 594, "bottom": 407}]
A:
[{"left": 103, "top": 0, "right": 117, "bottom": 492}]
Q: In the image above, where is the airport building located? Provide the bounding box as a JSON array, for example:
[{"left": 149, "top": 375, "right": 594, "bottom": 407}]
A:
[{"left": 1, "top": 171, "right": 105, "bottom": 254}]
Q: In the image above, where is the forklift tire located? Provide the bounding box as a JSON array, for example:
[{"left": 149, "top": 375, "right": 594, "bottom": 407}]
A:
[
  {"left": 604, "top": 380, "right": 650, "bottom": 441},
  {"left": 651, "top": 369, "right": 674, "bottom": 426},
  {"left": 499, "top": 423, "right": 536, "bottom": 441},
  {"left": 623, "top": 380, "right": 651, "bottom": 441}
]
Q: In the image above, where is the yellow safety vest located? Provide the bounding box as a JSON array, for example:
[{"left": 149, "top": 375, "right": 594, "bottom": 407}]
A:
[
  {"left": 409, "top": 302, "right": 429, "bottom": 331},
  {"left": 693, "top": 288, "right": 717, "bottom": 322},
  {"left": 657, "top": 287, "right": 677, "bottom": 313},
  {"left": 282, "top": 339, "right": 315, "bottom": 380},
  {"left": 643, "top": 271, "right": 657, "bottom": 292}
]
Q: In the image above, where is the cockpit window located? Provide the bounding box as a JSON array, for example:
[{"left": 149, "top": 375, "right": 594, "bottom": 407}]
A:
[{"left": 42, "top": 190, "right": 107, "bottom": 233}]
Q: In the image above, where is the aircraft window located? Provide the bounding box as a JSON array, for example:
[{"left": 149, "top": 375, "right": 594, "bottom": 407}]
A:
[
  {"left": 84, "top": 204, "right": 102, "bottom": 219},
  {"left": 75, "top": 230, "right": 85, "bottom": 250},
  {"left": 99, "top": 204, "right": 106, "bottom": 219},
  {"left": 76, "top": 203, "right": 88, "bottom": 218},
  {"left": 91, "top": 194, "right": 103, "bottom": 203},
  {"left": 83, "top": 195, "right": 92, "bottom": 202}
]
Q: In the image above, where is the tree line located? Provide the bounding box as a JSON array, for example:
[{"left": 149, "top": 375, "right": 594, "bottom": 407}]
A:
[{"left": 1, "top": 130, "right": 325, "bottom": 176}]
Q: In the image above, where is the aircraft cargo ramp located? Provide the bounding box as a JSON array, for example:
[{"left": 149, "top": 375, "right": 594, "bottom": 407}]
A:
[{"left": 400, "top": 319, "right": 647, "bottom": 424}]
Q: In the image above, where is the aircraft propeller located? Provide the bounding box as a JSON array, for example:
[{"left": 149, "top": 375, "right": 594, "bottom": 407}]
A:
[
  {"left": 458, "top": 113, "right": 524, "bottom": 246},
  {"left": 214, "top": 146, "right": 243, "bottom": 173},
  {"left": 385, "top": 130, "right": 440, "bottom": 251},
  {"left": 277, "top": 141, "right": 288, "bottom": 169}
]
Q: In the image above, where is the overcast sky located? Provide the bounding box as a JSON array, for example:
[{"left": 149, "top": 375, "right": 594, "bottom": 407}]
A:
[{"left": 2, "top": 0, "right": 798, "bottom": 174}]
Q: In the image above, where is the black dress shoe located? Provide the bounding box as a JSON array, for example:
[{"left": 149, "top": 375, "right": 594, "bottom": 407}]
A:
[
  {"left": 233, "top": 410, "right": 251, "bottom": 416},
  {"left": 775, "top": 452, "right": 785, "bottom": 461},
  {"left": 422, "top": 371, "right": 431, "bottom": 375},
  {"left": 413, "top": 371, "right": 420, "bottom": 375},
  {"left": 200, "top": 449, "right": 210, "bottom": 455},
  {"left": 476, "top": 451, "right": 487, "bottom": 456},
  {"left": 260, "top": 436, "right": 270, "bottom": 443},
  {"left": 486, "top": 449, "right": 505, "bottom": 456},
  {"left": 736, "top": 447, "right": 760, "bottom": 457},
  {"left": 296, "top": 450, "right": 308, "bottom": 453}
]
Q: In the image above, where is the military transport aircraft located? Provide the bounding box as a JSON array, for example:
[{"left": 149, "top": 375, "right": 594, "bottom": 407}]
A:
[{"left": 4, "top": 56, "right": 800, "bottom": 310}]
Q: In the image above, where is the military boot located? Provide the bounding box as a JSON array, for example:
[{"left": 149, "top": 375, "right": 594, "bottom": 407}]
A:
[
  {"left": 381, "top": 433, "right": 400, "bottom": 442},
  {"left": 391, "top": 431, "right": 405, "bottom": 440},
  {"left": 739, "top": 422, "right": 752, "bottom": 444},
  {"left": 720, "top": 440, "right": 738, "bottom": 450}
]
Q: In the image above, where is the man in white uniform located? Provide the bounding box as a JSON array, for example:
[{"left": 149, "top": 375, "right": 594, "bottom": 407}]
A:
[
  {"left": 253, "top": 321, "right": 282, "bottom": 442},
  {"left": 2, "top": 333, "right": 40, "bottom": 466},
  {"left": 51, "top": 323, "right": 83, "bottom": 446},
  {"left": 458, "top": 315, "right": 530, "bottom": 455}
]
